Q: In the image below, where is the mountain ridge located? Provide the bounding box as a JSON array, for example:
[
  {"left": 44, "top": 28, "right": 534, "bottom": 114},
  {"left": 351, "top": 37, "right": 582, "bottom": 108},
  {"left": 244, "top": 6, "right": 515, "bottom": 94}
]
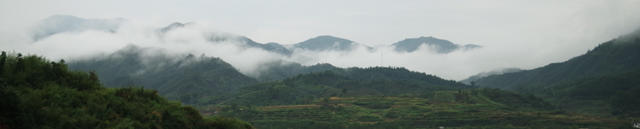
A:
[
  {"left": 392, "top": 36, "right": 481, "bottom": 53},
  {"left": 471, "top": 29, "right": 640, "bottom": 116}
]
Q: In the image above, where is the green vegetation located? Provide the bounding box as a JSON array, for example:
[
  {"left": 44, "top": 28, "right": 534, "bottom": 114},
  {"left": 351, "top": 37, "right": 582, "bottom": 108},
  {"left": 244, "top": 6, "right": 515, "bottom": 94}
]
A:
[
  {"left": 191, "top": 66, "right": 630, "bottom": 128},
  {"left": 0, "top": 52, "right": 253, "bottom": 129},
  {"left": 525, "top": 69, "right": 640, "bottom": 117},
  {"left": 69, "top": 45, "right": 258, "bottom": 105},
  {"left": 210, "top": 89, "right": 626, "bottom": 129},
  {"left": 476, "top": 33, "right": 640, "bottom": 91},
  {"left": 473, "top": 31, "right": 640, "bottom": 117},
  {"left": 254, "top": 61, "right": 337, "bottom": 81},
  {"left": 217, "top": 67, "right": 467, "bottom": 106},
  {"left": 69, "top": 45, "right": 339, "bottom": 105}
]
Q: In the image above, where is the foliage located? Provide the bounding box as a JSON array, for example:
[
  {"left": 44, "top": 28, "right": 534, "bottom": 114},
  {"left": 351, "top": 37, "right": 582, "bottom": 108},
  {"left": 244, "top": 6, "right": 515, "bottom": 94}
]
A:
[
  {"left": 254, "top": 61, "right": 337, "bottom": 81},
  {"left": 212, "top": 89, "right": 626, "bottom": 129},
  {"left": 0, "top": 52, "right": 253, "bottom": 129},
  {"left": 526, "top": 69, "right": 640, "bottom": 116},
  {"left": 68, "top": 45, "right": 258, "bottom": 105},
  {"left": 218, "top": 67, "right": 468, "bottom": 106},
  {"left": 473, "top": 32, "right": 640, "bottom": 117},
  {"left": 475, "top": 34, "right": 640, "bottom": 90}
]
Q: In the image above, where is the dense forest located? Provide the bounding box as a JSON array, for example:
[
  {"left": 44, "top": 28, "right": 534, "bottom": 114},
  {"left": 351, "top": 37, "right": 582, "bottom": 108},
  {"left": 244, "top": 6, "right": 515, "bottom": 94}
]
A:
[
  {"left": 207, "top": 69, "right": 629, "bottom": 128},
  {"left": 0, "top": 51, "right": 253, "bottom": 129},
  {"left": 217, "top": 67, "right": 468, "bottom": 106},
  {"left": 473, "top": 30, "right": 640, "bottom": 117},
  {"left": 68, "top": 45, "right": 338, "bottom": 105}
]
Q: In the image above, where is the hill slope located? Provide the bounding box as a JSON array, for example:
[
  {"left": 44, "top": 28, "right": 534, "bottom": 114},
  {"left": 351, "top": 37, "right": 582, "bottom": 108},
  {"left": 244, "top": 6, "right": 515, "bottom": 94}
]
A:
[
  {"left": 219, "top": 67, "right": 468, "bottom": 106},
  {"left": 392, "top": 36, "right": 481, "bottom": 53},
  {"left": 528, "top": 69, "right": 640, "bottom": 116},
  {"left": 0, "top": 52, "right": 253, "bottom": 129},
  {"left": 254, "top": 61, "right": 337, "bottom": 81},
  {"left": 475, "top": 31, "right": 640, "bottom": 90},
  {"left": 211, "top": 89, "right": 626, "bottom": 129},
  {"left": 473, "top": 30, "right": 640, "bottom": 116},
  {"left": 69, "top": 45, "right": 258, "bottom": 105}
]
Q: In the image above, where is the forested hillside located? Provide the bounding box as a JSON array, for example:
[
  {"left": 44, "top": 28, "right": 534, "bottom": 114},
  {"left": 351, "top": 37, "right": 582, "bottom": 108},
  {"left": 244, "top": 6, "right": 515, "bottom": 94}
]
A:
[
  {"left": 525, "top": 69, "right": 640, "bottom": 116},
  {"left": 475, "top": 31, "right": 640, "bottom": 90},
  {"left": 0, "top": 51, "right": 253, "bottom": 129},
  {"left": 211, "top": 88, "right": 626, "bottom": 129},
  {"left": 219, "top": 67, "right": 468, "bottom": 106},
  {"left": 473, "top": 30, "right": 640, "bottom": 116},
  {"left": 69, "top": 45, "right": 258, "bottom": 105},
  {"left": 253, "top": 61, "right": 337, "bottom": 81},
  {"left": 192, "top": 66, "right": 629, "bottom": 128}
]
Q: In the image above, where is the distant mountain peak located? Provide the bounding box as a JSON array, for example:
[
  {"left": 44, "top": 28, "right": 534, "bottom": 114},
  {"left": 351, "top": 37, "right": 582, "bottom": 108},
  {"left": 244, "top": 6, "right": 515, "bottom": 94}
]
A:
[
  {"left": 392, "top": 36, "right": 481, "bottom": 53},
  {"left": 293, "top": 35, "right": 359, "bottom": 51},
  {"left": 202, "top": 32, "right": 292, "bottom": 55},
  {"left": 304, "top": 35, "right": 355, "bottom": 44}
]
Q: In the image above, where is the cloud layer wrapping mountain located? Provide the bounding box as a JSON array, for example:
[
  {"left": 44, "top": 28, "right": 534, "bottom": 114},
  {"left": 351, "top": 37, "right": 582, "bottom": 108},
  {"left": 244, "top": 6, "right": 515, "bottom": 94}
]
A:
[
  {"left": 68, "top": 45, "right": 260, "bottom": 104},
  {"left": 293, "top": 35, "right": 370, "bottom": 52},
  {"left": 8, "top": 15, "right": 597, "bottom": 80},
  {"left": 392, "top": 36, "right": 481, "bottom": 53}
]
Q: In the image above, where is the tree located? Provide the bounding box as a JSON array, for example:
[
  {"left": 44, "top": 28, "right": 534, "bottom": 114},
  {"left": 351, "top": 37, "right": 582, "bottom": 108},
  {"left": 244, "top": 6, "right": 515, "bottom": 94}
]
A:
[{"left": 0, "top": 51, "right": 6, "bottom": 74}]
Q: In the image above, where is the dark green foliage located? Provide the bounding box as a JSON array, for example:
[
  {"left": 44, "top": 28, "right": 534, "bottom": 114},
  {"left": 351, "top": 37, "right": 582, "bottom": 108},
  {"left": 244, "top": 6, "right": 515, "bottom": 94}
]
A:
[
  {"left": 527, "top": 69, "right": 640, "bottom": 116},
  {"left": 69, "top": 45, "right": 339, "bottom": 105},
  {"left": 221, "top": 67, "right": 468, "bottom": 106},
  {"left": 254, "top": 61, "right": 337, "bottom": 81},
  {"left": 477, "top": 88, "right": 552, "bottom": 109},
  {"left": 475, "top": 32, "right": 640, "bottom": 90},
  {"left": 207, "top": 117, "right": 255, "bottom": 129},
  {"left": 611, "top": 87, "right": 640, "bottom": 117},
  {"left": 473, "top": 31, "right": 640, "bottom": 116},
  {"left": 0, "top": 52, "right": 253, "bottom": 129},
  {"left": 214, "top": 90, "right": 624, "bottom": 129},
  {"left": 68, "top": 45, "right": 258, "bottom": 105}
]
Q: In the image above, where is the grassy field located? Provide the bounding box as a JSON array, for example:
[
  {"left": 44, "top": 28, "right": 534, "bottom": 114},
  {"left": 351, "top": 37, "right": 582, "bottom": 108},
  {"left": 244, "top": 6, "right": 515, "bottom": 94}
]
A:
[{"left": 204, "top": 89, "right": 630, "bottom": 129}]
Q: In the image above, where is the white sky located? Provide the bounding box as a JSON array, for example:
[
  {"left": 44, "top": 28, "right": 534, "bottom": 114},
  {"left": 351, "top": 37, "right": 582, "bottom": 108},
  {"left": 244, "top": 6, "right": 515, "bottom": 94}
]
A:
[{"left": 1, "top": 0, "right": 640, "bottom": 80}]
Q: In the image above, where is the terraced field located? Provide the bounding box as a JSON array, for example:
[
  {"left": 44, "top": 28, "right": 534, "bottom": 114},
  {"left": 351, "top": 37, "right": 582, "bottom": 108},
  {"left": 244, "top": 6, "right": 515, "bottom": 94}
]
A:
[{"left": 206, "top": 89, "right": 629, "bottom": 129}]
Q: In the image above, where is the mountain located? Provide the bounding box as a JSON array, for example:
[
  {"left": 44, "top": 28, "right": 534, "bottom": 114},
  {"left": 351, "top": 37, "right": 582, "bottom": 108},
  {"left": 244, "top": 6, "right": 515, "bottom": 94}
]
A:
[
  {"left": 293, "top": 35, "right": 370, "bottom": 51},
  {"left": 205, "top": 33, "right": 292, "bottom": 55},
  {"left": 213, "top": 89, "right": 626, "bottom": 129},
  {"left": 475, "top": 30, "right": 640, "bottom": 90},
  {"left": 392, "top": 36, "right": 481, "bottom": 53},
  {"left": 31, "top": 15, "right": 124, "bottom": 41},
  {"left": 473, "top": 30, "right": 640, "bottom": 116},
  {"left": 208, "top": 67, "right": 628, "bottom": 129},
  {"left": 156, "top": 23, "right": 481, "bottom": 55},
  {"left": 254, "top": 61, "right": 338, "bottom": 81},
  {"left": 68, "top": 45, "right": 258, "bottom": 105},
  {"left": 530, "top": 69, "right": 640, "bottom": 116},
  {"left": 155, "top": 22, "right": 292, "bottom": 55},
  {"left": 220, "top": 67, "right": 468, "bottom": 106},
  {"left": 460, "top": 68, "right": 522, "bottom": 85},
  {"left": 0, "top": 52, "right": 253, "bottom": 129}
]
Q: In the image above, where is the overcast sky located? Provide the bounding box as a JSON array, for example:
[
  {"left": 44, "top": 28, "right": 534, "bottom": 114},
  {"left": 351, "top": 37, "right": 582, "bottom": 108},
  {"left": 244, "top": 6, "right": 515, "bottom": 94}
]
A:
[{"left": 1, "top": 0, "right": 640, "bottom": 80}]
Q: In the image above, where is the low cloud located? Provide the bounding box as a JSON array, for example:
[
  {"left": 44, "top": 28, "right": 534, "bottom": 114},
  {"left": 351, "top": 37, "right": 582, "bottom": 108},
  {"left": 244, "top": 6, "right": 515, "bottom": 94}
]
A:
[{"left": 3, "top": 13, "right": 639, "bottom": 80}]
